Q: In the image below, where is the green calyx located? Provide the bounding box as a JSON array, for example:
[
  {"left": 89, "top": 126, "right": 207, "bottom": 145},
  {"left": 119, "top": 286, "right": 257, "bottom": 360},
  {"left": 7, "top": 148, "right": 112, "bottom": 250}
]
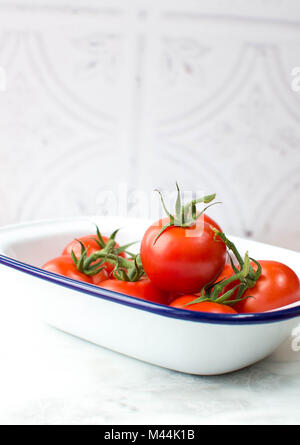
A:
[
  {"left": 184, "top": 230, "right": 262, "bottom": 308},
  {"left": 211, "top": 228, "right": 262, "bottom": 291},
  {"left": 112, "top": 253, "right": 145, "bottom": 282},
  {"left": 71, "top": 226, "right": 143, "bottom": 282},
  {"left": 154, "top": 182, "right": 218, "bottom": 244},
  {"left": 92, "top": 225, "right": 137, "bottom": 257},
  {"left": 184, "top": 251, "right": 252, "bottom": 307},
  {"left": 71, "top": 225, "right": 138, "bottom": 267},
  {"left": 71, "top": 240, "right": 104, "bottom": 275},
  {"left": 83, "top": 250, "right": 145, "bottom": 282}
]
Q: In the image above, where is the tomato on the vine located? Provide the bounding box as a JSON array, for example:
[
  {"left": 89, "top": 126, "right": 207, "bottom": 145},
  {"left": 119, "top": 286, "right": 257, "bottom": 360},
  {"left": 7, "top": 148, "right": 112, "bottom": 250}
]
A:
[
  {"left": 43, "top": 255, "right": 108, "bottom": 285},
  {"left": 141, "top": 217, "right": 226, "bottom": 294},
  {"left": 63, "top": 234, "right": 106, "bottom": 257},
  {"left": 63, "top": 231, "right": 127, "bottom": 275},
  {"left": 203, "top": 263, "right": 240, "bottom": 299},
  {"left": 98, "top": 277, "right": 169, "bottom": 305},
  {"left": 141, "top": 185, "right": 226, "bottom": 294},
  {"left": 170, "top": 295, "right": 237, "bottom": 314},
  {"left": 234, "top": 260, "right": 300, "bottom": 313}
]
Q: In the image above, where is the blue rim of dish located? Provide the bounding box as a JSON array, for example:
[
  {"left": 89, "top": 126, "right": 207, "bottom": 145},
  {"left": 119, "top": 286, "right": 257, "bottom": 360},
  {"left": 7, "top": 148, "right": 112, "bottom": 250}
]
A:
[{"left": 1, "top": 254, "right": 300, "bottom": 325}]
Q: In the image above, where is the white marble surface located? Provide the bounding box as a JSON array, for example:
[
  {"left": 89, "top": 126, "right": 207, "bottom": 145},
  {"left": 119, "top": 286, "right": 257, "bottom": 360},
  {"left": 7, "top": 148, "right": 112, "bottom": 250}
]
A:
[{"left": 1, "top": 285, "right": 300, "bottom": 425}]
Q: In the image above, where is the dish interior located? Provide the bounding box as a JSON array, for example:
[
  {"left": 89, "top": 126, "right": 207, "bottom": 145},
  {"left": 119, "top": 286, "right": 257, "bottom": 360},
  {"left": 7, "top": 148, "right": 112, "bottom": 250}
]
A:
[{"left": 0, "top": 216, "right": 300, "bottom": 319}]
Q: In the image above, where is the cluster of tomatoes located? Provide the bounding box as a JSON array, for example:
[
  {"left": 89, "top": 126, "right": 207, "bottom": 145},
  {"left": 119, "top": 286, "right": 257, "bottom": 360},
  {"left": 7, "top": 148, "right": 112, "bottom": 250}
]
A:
[{"left": 43, "top": 186, "right": 300, "bottom": 315}]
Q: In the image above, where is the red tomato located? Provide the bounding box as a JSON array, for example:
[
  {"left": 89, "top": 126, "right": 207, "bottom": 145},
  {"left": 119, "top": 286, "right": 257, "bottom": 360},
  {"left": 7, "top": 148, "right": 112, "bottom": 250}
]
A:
[
  {"left": 168, "top": 292, "right": 182, "bottom": 305},
  {"left": 205, "top": 263, "right": 240, "bottom": 299},
  {"left": 234, "top": 261, "right": 300, "bottom": 313},
  {"left": 62, "top": 234, "right": 126, "bottom": 274},
  {"left": 63, "top": 234, "right": 106, "bottom": 257},
  {"left": 198, "top": 214, "right": 222, "bottom": 232},
  {"left": 98, "top": 277, "right": 169, "bottom": 305},
  {"left": 140, "top": 217, "right": 226, "bottom": 294},
  {"left": 169, "top": 264, "right": 238, "bottom": 303},
  {"left": 42, "top": 255, "right": 108, "bottom": 285},
  {"left": 216, "top": 263, "right": 235, "bottom": 282},
  {"left": 170, "top": 295, "right": 237, "bottom": 314}
]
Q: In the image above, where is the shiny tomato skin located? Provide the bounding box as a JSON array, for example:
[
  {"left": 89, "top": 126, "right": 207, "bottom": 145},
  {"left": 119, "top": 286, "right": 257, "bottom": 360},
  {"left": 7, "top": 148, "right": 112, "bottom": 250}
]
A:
[
  {"left": 216, "top": 263, "right": 235, "bottom": 282},
  {"left": 62, "top": 234, "right": 126, "bottom": 274},
  {"left": 98, "top": 277, "right": 169, "bottom": 305},
  {"left": 234, "top": 261, "right": 300, "bottom": 313},
  {"left": 140, "top": 217, "right": 226, "bottom": 294},
  {"left": 62, "top": 234, "right": 107, "bottom": 257},
  {"left": 198, "top": 214, "right": 222, "bottom": 232},
  {"left": 42, "top": 255, "right": 108, "bottom": 285},
  {"left": 170, "top": 296, "right": 237, "bottom": 314},
  {"left": 90, "top": 268, "right": 109, "bottom": 285},
  {"left": 169, "top": 264, "right": 240, "bottom": 303}
]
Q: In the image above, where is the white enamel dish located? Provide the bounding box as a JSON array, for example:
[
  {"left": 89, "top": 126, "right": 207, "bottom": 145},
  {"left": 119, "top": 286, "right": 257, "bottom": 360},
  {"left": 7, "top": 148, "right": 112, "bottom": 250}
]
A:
[{"left": 0, "top": 216, "right": 300, "bottom": 376}]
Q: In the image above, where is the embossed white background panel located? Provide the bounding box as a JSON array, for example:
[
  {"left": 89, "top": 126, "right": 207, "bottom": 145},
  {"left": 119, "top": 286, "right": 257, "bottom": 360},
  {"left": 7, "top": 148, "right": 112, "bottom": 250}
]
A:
[{"left": 0, "top": 0, "right": 299, "bottom": 250}]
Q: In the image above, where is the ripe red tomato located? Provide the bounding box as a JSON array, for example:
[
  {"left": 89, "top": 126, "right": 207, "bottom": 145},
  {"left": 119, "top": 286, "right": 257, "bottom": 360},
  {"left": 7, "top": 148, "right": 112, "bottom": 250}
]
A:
[
  {"left": 199, "top": 214, "right": 222, "bottom": 232},
  {"left": 62, "top": 234, "right": 126, "bottom": 274},
  {"left": 216, "top": 263, "right": 235, "bottom": 282},
  {"left": 140, "top": 217, "right": 226, "bottom": 294},
  {"left": 98, "top": 277, "right": 169, "bottom": 305},
  {"left": 170, "top": 295, "right": 237, "bottom": 314},
  {"left": 205, "top": 262, "right": 240, "bottom": 299},
  {"left": 233, "top": 261, "right": 300, "bottom": 313},
  {"left": 42, "top": 255, "right": 108, "bottom": 285},
  {"left": 63, "top": 234, "right": 105, "bottom": 257}
]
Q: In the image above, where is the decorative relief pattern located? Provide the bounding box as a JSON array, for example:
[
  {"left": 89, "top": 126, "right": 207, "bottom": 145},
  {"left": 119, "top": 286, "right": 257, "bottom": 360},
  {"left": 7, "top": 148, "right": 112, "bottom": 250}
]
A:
[
  {"left": 160, "top": 38, "right": 211, "bottom": 87},
  {"left": 17, "top": 139, "right": 128, "bottom": 222},
  {"left": 27, "top": 33, "right": 118, "bottom": 129},
  {"left": 0, "top": 2, "right": 299, "bottom": 251},
  {"left": 73, "top": 33, "right": 122, "bottom": 84},
  {"left": 144, "top": 38, "right": 300, "bottom": 249}
]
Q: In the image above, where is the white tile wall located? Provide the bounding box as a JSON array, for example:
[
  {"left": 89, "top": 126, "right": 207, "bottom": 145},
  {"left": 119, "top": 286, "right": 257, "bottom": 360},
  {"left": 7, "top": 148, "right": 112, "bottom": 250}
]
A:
[{"left": 0, "top": 0, "right": 299, "bottom": 250}]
